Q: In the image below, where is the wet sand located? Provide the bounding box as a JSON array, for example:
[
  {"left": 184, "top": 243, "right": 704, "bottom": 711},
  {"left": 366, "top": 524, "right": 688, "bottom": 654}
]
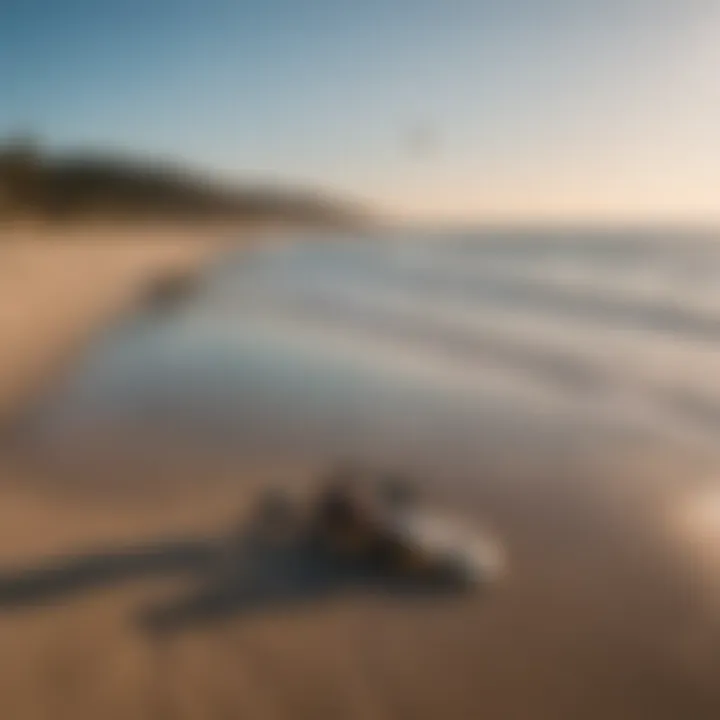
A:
[
  {"left": 1, "top": 446, "right": 718, "bottom": 720},
  {"left": 1, "top": 229, "right": 720, "bottom": 719}
]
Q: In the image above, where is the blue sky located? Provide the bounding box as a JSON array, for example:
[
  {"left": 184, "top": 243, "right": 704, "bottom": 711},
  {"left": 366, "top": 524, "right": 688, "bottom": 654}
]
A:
[{"left": 3, "top": 0, "right": 720, "bottom": 222}]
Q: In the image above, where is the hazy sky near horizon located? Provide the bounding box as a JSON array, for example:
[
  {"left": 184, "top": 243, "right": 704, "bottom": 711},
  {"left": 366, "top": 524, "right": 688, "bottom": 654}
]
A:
[{"left": 3, "top": 0, "right": 720, "bottom": 222}]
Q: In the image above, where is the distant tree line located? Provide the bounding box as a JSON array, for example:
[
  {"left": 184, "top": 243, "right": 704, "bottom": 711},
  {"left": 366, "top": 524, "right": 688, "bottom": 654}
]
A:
[{"left": 0, "top": 136, "right": 361, "bottom": 224}]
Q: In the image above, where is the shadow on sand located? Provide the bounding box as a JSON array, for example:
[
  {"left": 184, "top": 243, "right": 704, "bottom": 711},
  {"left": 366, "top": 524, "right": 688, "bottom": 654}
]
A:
[
  {"left": 0, "top": 530, "right": 469, "bottom": 636},
  {"left": 0, "top": 537, "right": 218, "bottom": 608}
]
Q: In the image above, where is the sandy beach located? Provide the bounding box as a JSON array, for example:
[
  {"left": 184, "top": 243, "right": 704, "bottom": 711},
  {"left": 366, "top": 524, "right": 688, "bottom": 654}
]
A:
[{"left": 0, "top": 227, "right": 719, "bottom": 720}]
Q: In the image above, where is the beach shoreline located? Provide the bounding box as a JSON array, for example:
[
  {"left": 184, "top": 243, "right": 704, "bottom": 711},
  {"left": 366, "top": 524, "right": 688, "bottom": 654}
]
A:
[{"left": 0, "top": 223, "right": 251, "bottom": 428}]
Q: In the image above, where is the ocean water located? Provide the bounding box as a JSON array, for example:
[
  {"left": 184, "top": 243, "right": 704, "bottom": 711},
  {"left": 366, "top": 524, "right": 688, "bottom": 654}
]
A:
[{"left": 28, "top": 228, "right": 720, "bottom": 480}]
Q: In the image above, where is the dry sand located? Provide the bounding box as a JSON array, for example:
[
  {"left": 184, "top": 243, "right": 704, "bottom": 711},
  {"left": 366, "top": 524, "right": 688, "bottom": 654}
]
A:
[
  {"left": 0, "top": 226, "right": 719, "bottom": 720},
  {"left": 0, "top": 223, "right": 237, "bottom": 422}
]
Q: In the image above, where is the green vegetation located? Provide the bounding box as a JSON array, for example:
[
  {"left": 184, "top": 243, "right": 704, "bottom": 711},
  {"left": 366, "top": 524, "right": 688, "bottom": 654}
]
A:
[{"left": 0, "top": 136, "right": 362, "bottom": 225}]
